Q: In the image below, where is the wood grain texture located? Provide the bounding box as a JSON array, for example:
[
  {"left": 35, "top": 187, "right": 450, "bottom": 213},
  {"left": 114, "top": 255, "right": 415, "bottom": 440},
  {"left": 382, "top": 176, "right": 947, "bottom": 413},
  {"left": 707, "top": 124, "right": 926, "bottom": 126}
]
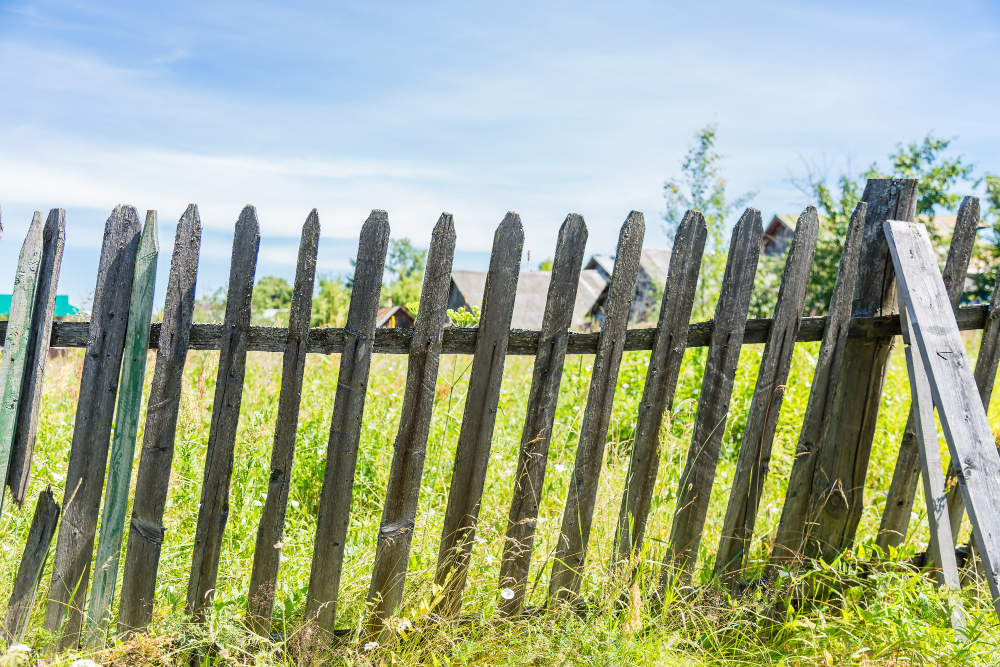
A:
[
  {"left": 804, "top": 179, "right": 918, "bottom": 561},
  {"left": 248, "top": 210, "right": 321, "bottom": 636},
  {"left": 186, "top": 205, "right": 260, "bottom": 620},
  {"left": 878, "top": 196, "right": 980, "bottom": 552},
  {"left": 84, "top": 211, "right": 159, "bottom": 648},
  {"left": 894, "top": 276, "right": 964, "bottom": 631},
  {"left": 8, "top": 209, "right": 66, "bottom": 505},
  {"left": 885, "top": 219, "right": 1000, "bottom": 619},
  {"left": 44, "top": 205, "right": 142, "bottom": 649},
  {"left": 768, "top": 203, "right": 866, "bottom": 573},
  {"left": 548, "top": 211, "right": 645, "bottom": 602},
  {"left": 661, "top": 208, "right": 762, "bottom": 586},
  {"left": 497, "top": 214, "right": 588, "bottom": 616},
  {"left": 715, "top": 207, "right": 819, "bottom": 587},
  {"left": 365, "top": 214, "right": 456, "bottom": 637},
  {"left": 614, "top": 211, "right": 707, "bottom": 572},
  {"left": 433, "top": 212, "right": 524, "bottom": 617},
  {"left": 117, "top": 205, "right": 202, "bottom": 635},
  {"left": 3, "top": 488, "right": 59, "bottom": 645},
  {"left": 0, "top": 212, "right": 44, "bottom": 516},
  {"left": 302, "top": 211, "right": 389, "bottom": 635}
]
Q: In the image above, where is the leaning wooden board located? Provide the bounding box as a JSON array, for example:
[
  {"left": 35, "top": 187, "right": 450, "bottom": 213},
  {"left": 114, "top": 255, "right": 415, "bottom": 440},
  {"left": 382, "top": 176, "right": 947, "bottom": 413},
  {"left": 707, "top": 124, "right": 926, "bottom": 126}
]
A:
[{"left": 885, "top": 219, "right": 1000, "bottom": 619}]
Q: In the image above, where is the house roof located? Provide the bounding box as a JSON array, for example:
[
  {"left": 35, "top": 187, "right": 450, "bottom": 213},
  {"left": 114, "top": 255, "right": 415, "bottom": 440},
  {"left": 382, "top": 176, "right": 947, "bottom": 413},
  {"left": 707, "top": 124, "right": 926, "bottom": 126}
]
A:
[
  {"left": 376, "top": 304, "right": 414, "bottom": 327},
  {"left": 450, "top": 270, "right": 488, "bottom": 307},
  {"left": 584, "top": 249, "right": 672, "bottom": 287}
]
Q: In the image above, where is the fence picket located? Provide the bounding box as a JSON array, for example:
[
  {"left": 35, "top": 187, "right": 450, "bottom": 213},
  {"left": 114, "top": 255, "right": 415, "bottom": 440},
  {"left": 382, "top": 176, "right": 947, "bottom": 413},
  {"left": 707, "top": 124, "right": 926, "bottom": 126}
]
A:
[
  {"left": 44, "top": 205, "right": 142, "bottom": 649},
  {"left": 768, "top": 203, "right": 866, "bottom": 572},
  {"left": 433, "top": 212, "right": 523, "bottom": 617},
  {"left": 877, "top": 196, "right": 980, "bottom": 552},
  {"left": 3, "top": 488, "right": 59, "bottom": 645},
  {"left": 661, "top": 208, "right": 762, "bottom": 586},
  {"left": 186, "top": 205, "right": 260, "bottom": 620},
  {"left": 549, "top": 211, "right": 645, "bottom": 602},
  {"left": 0, "top": 212, "right": 44, "bottom": 516},
  {"left": 84, "top": 211, "right": 159, "bottom": 647},
  {"left": 498, "top": 213, "right": 588, "bottom": 616},
  {"left": 804, "top": 179, "right": 918, "bottom": 561},
  {"left": 8, "top": 209, "right": 66, "bottom": 505},
  {"left": 302, "top": 211, "right": 389, "bottom": 636},
  {"left": 614, "top": 210, "right": 707, "bottom": 571},
  {"left": 248, "top": 210, "right": 321, "bottom": 635},
  {"left": 365, "top": 213, "right": 456, "bottom": 637},
  {"left": 714, "top": 206, "right": 819, "bottom": 587},
  {"left": 117, "top": 205, "right": 202, "bottom": 635}
]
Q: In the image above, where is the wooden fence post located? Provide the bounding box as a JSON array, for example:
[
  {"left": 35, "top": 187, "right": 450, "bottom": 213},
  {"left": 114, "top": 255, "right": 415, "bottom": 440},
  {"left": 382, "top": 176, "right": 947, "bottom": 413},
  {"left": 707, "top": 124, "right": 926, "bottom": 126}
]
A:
[
  {"left": 498, "top": 214, "right": 588, "bottom": 616},
  {"left": 117, "top": 205, "right": 202, "bottom": 635},
  {"left": 248, "top": 210, "right": 321, "bottom": 636},
  {"left": 803, "top": 179, "right": 917, "bottom": 561},
  {"left": 365, "top": 214, "right": 455, "bottom": 638},
  {"left": 84, "top": 211, "right": 159, "bottom": 647},
  {"left": 301, "top": 211, "right": 389, "bottom": 637},
  {"left": 715, "top": 206, "right": 819, "bottom": 588},
  {"left": 3, "top": 488, "right": 60, "bottom": 645},
  {"left": 548, "top": 211, "right": 644, "bottom": 603},
  {"left": 186, "top": 205, "right": 260, "bottom": 620},
  {"left": 768, "top": 203, "right": 865, "bottom": 573},
  {"left": 432, "top": 212, "right": 523, "bottom": 617},
  {"left": 661, "top": 208, "right": 762, "bottom": 587},
  {"left": 613, "top": 210, "right": 707, "bottom": 572},
  {"left": 8, "top": 208, "right": 66, "bottom": 505},
  {"left": 44, "top": 205, "right": 142, "bottom": 649},
  {"left": 877, "top": 196, "right": 980, "bottom": 552},
  {"left": 0, "top": 212, "right": 44, "bottom": 517}
]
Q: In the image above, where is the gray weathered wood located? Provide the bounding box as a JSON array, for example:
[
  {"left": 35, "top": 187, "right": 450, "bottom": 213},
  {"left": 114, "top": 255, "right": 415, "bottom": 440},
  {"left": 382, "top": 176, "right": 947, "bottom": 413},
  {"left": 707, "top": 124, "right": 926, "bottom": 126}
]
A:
[
  {"left": 84, "top": 211, "right": 159, "bottom": 648},
  {"left": 365, "top": 214, "right": 456, "bottom": 637},
  {"left": 715, "top": 207, "right": 819, "bottom": 587},
  {"left": 878, "top": 196, "right": 980, "bottom": 552},
  {"left": 44, "top": 205, "right": 142, "bottom": 649},
  {"left": 768, "top": 203, "right": 866, "bottom": 573},
  {"left": 117, "top": 204, "right": 202, "bottom": 636},
  {"left": 3, "top": 488, "right": 59, "bottom": 645},
  {"left": 548, "top": 211, "right": 645, "bottom": 602},
  {"left": 885, "top": 218, "right": 1000, "bottom": 620},
  {"left": 248, "top": 210, "right": 321, "bottom": 636},
  {"left": 498, "top": 214, "right": 588, "bottom": 616},
  {"left": 661, "top": 208, "right": 762, "bottom": 586},
  {"left": 942, "top": 265, "right": 1000, "bottom": 547},
  {"left": 11, "top": 302, "right": 995, "bottom": 356},
  {"left": 301, "top": 211, "right": 389, "bottom": 636},
  {"left": 613, "top": 211, "right": 707, "bottom": 573},
  {"left": 186, "top": 205, "right": 260, "bottom": 620},
  {"left": 8, "top": 209, "right": 66, "bottom": 505},
  {"left": 432, "top": 212, "right": 524, "bottom": 617},
  {"left": 804, "top": 179, "right": 918, "bottom": 561},
  {"left": 0, "top": 212, "right": 44, "bottom": 517},
  {"left": 894, "top": 269, "right": 964, "bottom": 632}
]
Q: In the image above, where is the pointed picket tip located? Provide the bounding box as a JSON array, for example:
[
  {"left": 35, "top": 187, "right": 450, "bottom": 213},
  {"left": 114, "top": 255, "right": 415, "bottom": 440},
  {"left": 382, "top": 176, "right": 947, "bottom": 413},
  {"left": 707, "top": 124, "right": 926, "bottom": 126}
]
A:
[
  {"left": 432, "top": 212, "right": 457, "bottom": 241},
  {"left": 302, "top": 208, "right": 321, "bottom": 242},
  {"left": 138, "top": 211, "right": 160, "bottom": 261},
  {"left": 360, "top": 209, "right": 390, "bottom": 242},
  {"left": 678, "top": 209, "right": 708, "bottom": 239},
  {"left": 182, "top": 204, "right": 203, "bottom": 236},
  {"left": 496, "top": 212, "right": 525, "bottom": 247},
  {"left": 558, "top": 214, "right": 588, "bottom": 247},
  {"left": 236, "top": 205, "right": 261, "bottom": 239}
]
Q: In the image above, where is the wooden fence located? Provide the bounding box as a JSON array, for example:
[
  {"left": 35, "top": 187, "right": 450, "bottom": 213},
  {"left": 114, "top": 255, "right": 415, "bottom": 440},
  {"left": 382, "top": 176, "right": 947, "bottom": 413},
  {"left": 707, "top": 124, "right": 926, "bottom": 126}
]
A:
[{"left": 1, "top": 178, "right": 998, "bottom": 650}]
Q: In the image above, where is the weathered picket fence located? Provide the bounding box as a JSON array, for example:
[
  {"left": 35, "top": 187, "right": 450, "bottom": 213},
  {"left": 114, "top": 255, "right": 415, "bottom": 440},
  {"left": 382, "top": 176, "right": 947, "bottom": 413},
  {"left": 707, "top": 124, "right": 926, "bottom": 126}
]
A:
[{"left": 1, "top": 178, "right": 999, "bottom": 651}]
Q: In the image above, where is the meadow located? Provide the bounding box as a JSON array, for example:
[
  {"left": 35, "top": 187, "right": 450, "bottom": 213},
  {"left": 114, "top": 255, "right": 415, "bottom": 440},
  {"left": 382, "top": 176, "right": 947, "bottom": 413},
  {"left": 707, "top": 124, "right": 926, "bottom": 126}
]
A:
[{"left": 2, "top": 329, "right": 1000, "bottom": 666}]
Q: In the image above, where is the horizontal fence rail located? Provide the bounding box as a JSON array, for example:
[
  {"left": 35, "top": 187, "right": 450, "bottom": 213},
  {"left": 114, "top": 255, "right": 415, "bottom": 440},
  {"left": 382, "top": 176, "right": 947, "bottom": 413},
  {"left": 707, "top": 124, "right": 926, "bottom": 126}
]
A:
[{"left": 0, "top": 304, "right": 990, "bottom": 356}]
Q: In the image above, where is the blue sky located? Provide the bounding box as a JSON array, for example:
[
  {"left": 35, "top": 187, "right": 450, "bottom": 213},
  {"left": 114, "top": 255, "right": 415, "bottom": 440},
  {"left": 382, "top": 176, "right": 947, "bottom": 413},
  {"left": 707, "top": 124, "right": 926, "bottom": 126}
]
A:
[{"left": 1, "top": 0, "right": 999, "bottom": 309}]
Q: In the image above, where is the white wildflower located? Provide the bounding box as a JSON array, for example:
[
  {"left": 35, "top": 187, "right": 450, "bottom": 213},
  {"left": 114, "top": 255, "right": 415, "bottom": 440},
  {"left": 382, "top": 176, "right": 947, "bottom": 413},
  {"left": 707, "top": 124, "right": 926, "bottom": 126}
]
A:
[
  {"left": 290, "top": 499, "right": 300, "bottom": 508},
  {"left": 474, "top": 537, "right": 486, "bottom": 545},
  {"left": 363, "top": 641, "right": 379, "bottom": 652},
  {"left": 554, "top": 464, "right": 567, "bottom": 473},
  {"left": 396, "top": 619, "right": 412, "bottom": 633},
  {"left": 71, "top": 660, "right": 102, "bottom": 667},
  {"left": 9, "top": 644, "right": 30, "bottom": 653},
  {"left": 500, "top": 588, "right": 515, "bottom": 600}
]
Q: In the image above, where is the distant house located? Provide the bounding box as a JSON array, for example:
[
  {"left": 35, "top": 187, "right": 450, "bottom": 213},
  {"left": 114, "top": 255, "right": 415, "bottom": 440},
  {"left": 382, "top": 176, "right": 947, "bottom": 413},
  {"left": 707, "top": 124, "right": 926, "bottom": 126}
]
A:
[
  {"left": 0, "top": 294, "right": 80, "bottom": 318},
  {"left": 584, "top": 248, "right": 673, "bottom": 323},
  {"left": 447, "top": 269, "right": 606, "bottom": 329},
  {"left": 376, "top": 304, "right": 416, "bottom": 329},
  {"left": 760, "top": 213, "right": 830, "bottom": 257}
]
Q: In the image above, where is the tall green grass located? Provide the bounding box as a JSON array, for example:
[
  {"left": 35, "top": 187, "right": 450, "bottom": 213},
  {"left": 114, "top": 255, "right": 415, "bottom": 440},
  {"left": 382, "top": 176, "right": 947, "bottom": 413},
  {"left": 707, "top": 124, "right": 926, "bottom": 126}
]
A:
[{"left": 2, "top": 332, "right": 1000, "bottom": 665}]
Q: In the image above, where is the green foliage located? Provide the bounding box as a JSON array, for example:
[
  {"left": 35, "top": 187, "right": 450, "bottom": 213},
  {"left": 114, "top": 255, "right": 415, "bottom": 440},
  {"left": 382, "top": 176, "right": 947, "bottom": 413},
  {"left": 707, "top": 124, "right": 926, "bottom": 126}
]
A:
[
  {"left": 969, "top": 174, "right": 1000, "bottom": 300},
  {"left": 538, "top": 258, "right": 554, "bottom": 271},
  {"left": 252, "top": 276, "right": 293, "bottom": 324},
  {"left": 383, "top": 238, "right": 427, "bottom": 307},
  {"left": 664, "top": 124, "right": 757, "bottom": 321},
  {"left": 447, "top": 304, "right": 480, "bottom": 327},
  {"left": 797, "top": 133, "right": 976, "bottom": 313},
  {"left": 311, "top": 274, "right": 351, "bottom": 327},
  {"left": 192, "top": 286, "right": 227, "bottom": 323}
]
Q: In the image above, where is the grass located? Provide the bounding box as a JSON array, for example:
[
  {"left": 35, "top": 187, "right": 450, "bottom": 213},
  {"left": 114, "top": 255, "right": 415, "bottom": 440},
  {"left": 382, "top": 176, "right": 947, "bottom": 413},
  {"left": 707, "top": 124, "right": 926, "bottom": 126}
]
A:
[{"left": 3, "top": 331, "right": 1000, "bottom": 666}]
